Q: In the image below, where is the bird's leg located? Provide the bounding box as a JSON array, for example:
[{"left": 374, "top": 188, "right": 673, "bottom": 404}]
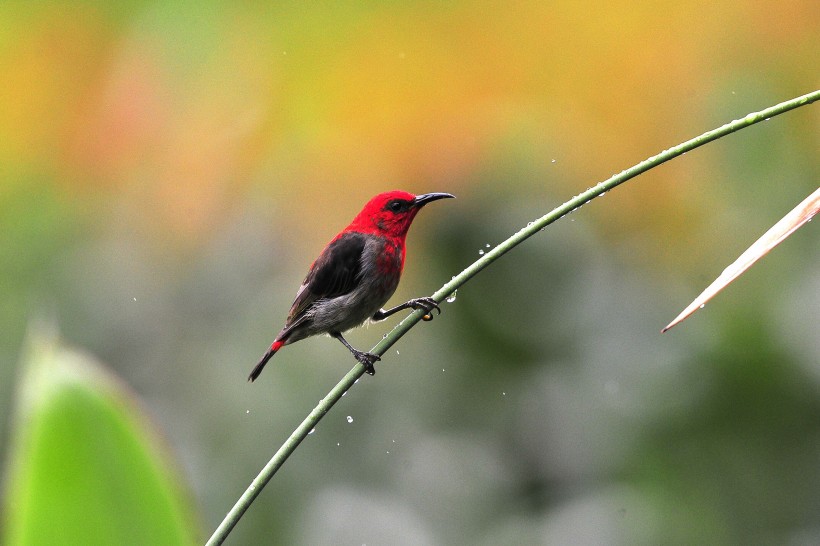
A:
[
  {"left": 331, "top": 332, "right": 380, "bottom": 375},
  {"left": 372, "top": 297, "right": 442, "bottom": 322}
]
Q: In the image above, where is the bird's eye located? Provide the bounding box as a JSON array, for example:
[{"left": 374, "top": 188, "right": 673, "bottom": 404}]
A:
[{"left": 388, "top": 200, "right": 403, "bottom": 212}]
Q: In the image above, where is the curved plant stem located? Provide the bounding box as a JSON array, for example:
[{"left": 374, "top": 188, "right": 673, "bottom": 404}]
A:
[{"left": 206, "top": 89, "right": 819, "bottom": 545}]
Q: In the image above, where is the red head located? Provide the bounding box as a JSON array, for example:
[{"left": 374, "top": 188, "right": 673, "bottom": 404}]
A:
[{"left": 347, "top": 190, "right": 455, "bottom": 240}]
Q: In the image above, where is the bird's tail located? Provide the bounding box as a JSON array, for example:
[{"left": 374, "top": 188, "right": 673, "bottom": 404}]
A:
[{"left": 248, "top": 340, "right": 285, "bottom": 382}]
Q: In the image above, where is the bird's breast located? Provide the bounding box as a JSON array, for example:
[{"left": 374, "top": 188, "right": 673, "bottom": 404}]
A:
[{"left": 374, "top": 238, "right": 404, "bottom": 277}]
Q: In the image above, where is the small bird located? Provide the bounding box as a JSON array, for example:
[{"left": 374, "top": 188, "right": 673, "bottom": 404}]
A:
[{"left": 249, "top": 190, "right": 455, "bottom": 381}]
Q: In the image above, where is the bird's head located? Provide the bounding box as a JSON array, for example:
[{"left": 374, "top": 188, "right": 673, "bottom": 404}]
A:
[{"left": 349, "top": 191, "right": 455, "bottom": 239}]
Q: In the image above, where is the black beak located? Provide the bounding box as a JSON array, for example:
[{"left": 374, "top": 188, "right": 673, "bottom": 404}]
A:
[{"left": 412, "top": 192, "right": 455, "bottom": 208}]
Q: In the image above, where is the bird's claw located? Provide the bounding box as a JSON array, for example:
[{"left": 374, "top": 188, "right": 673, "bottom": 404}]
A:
[
  {"left": 410, "top": 297, "right": 441, "bottom": 321},
  {"left": 352, "top": 350, "right": 380, "bottom": 375}
]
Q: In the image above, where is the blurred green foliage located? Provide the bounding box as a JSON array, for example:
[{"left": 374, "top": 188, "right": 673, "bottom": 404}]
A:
[
  {"left": 3, "top": 331, "right": 198, "bottom": 545},
  {"left": 0, "top": 0, "right": 817, "bottom": 544}
]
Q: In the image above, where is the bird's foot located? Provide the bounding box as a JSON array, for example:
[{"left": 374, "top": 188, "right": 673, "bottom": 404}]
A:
[
  {"left": 352, "top": 350, "right": 380, "bottom": 375},
  {"left": 408, "top": 297, "right": 442, "bottom": 321}
]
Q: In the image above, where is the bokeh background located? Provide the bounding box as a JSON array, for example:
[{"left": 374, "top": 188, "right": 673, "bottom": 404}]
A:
[{"left": 1, "top": 1, "right": 818, "bottom": 544}]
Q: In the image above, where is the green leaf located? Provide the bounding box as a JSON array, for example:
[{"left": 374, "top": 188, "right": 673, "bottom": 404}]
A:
[{"left": 3, "top": 329, "right": 199, "bottom": 546}]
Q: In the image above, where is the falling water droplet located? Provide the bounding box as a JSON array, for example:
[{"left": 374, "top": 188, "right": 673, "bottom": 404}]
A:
[
  {"left": 605, "top": 380, "right": 619, "bottom": 394},
  {"left": 346, "top": 416, "right": 353, "bottom": 423}
]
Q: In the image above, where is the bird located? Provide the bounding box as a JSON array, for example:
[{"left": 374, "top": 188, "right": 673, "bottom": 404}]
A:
[{"left": 248, "top": 190, "right": 455, "bottom": 381}]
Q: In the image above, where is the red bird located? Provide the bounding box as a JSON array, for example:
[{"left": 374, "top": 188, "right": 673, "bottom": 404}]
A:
[{"left": 249, "top": 190, "right": 455, "bottom": 381}]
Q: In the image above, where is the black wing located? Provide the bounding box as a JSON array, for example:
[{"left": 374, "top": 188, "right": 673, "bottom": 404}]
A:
[{"left": 284, "top": 232, "right": 366, "bottom": 326}]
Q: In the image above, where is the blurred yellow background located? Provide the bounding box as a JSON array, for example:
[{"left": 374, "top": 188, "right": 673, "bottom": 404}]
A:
[{"left": 1, "top": 1, "right": 818, "bottom": 544}]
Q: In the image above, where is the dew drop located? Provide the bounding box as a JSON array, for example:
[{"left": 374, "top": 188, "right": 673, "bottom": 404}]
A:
[
  {"left": 446, "top": 290, "right": 458, "bottom": 303},
  {"left": 478, "top": 249, "right": 485, "bottom": 255},
  {"left": 699, "top": 304, "right": 706, "bottom": 309},
  {"left": 308, "top": 427, "right": 316, "bottom": 435}
]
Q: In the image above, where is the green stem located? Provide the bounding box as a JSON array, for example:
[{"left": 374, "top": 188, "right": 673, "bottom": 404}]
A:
[{"left": 205, "top": 89, "right": 819, "bottom": 545}]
